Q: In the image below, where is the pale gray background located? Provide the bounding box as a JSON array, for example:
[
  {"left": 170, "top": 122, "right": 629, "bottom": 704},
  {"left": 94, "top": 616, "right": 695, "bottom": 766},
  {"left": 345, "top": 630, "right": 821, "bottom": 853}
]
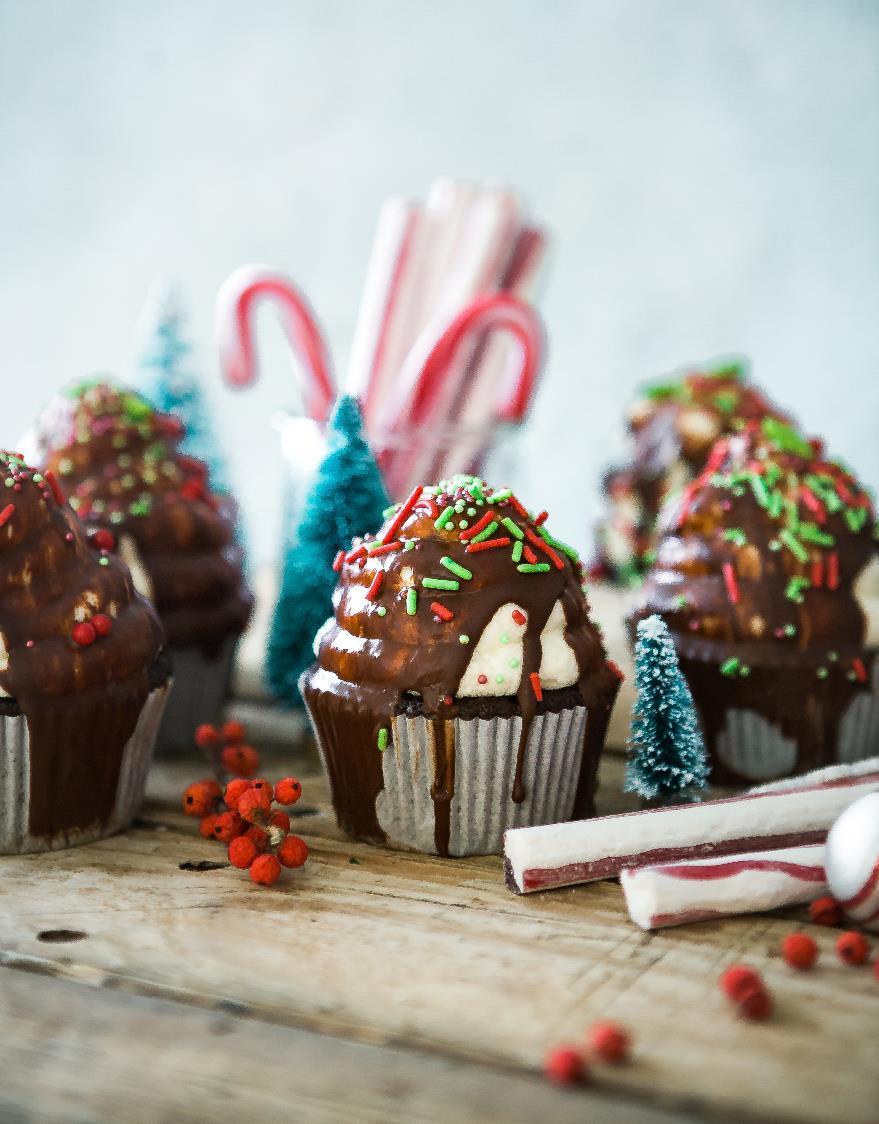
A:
[{"left": 2, "top": 0, "right": 877, "bottom": 565}]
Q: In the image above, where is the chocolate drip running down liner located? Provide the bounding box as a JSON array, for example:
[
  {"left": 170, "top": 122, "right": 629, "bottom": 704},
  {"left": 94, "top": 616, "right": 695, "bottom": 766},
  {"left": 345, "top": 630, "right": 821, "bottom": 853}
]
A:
[{"left": 301, "top": 478, "right": 620, "bottom": 857}]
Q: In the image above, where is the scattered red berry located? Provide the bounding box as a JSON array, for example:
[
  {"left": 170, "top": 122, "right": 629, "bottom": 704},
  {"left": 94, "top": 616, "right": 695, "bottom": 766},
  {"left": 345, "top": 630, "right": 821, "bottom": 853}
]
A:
[
  {"left": 809, "top": 896, "right": 842, "bottom": 927},
  {"left": 223, "top": 778, "right": 251, "bottom": 810},
  {"left": 195, "top": 723, "right": 221, "bottom": 749},
  {"left": 270, "top": 810, "right": 291, "bottom": 833},
  {"left": 91, "top": 613, "right": 113, "bottom": 637},
  {"left": 199, "top": 814, "right": 219, "bottom": 840},
  {"left": 71, "top": 621, "right": 96, "bottom": 647},
  {"left": 274, "top": 777, "right": 302, "bottom": 805},
  {"left": 737, "top": 983, "right": 773, "bottom": 1021},
  {"left": 837, "top": 931, "right": 870, "bottom": 966},
  {"left": 278, "top": 834, "right": 308, "bottom": 868},
  {"left": 586, "top": 1021, "right": 631, "bottom": 1063},
  {"left": 228, "top": 836, "right": 258, "bottom": 869},
  {"left": 719, "top": 964, "right": 764, "bottom": 1002},
  {"left": 237, "top": 786, "right": 272, "bottom": 821},
  {"left": 182, "top": 781, "right": 218, "bottom": 818},
  {"left": 221, "top": 743, "right": 260, "bottom": 778},
  {"left": 245, "top": 824, "right": 270, "bottom": 852},
  {"left": 222, "top": 719, "right": 246, "bottom": 744},
  {"left": 212, "top": 811, "right": 244, "bottom": 843},
  {"left": 781, "top": 933, "right": 819, "bottom": 970},
  {"left": 544, "top": 1045, "right": 588, "bottom": 1086},
  {"left": 250, "top": 854, "right": 282, "bottom": 886}
]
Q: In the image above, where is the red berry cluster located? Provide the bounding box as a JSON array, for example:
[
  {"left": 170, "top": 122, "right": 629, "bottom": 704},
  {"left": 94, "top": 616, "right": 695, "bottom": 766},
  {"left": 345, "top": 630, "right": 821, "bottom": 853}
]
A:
[
  {"left": 194, "top": 720, "right": 261, "bottom": 778},
  {"left": 182, "top": 720, "right": 308, "bottom": 888},
  {"left": 720, "top": 965, "right": 773, "bottom": 1020},
  {"left": 543, "top": 1021, "right": 632, "bottom": 1086}
]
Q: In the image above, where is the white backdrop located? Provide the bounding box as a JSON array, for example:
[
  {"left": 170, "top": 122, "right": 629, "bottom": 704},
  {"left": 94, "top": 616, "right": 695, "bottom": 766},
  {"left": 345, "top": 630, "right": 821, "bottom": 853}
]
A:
[{"left": 2, "top": 0, "right": 877, "bottom": 565}]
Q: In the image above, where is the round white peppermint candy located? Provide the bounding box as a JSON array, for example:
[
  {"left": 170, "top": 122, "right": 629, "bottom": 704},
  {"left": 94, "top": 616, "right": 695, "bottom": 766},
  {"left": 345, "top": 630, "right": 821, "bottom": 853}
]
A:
[{"left": 825, "top": 792, "right": 879, "bottom": 933}]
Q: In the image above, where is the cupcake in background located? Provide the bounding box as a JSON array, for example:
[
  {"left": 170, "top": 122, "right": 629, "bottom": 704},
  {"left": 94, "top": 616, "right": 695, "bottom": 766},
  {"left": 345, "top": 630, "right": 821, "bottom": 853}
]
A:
[
  {"left": 632, "top": 418, "right": 878, "bottom": 783},
  {"left": 591, "top": 359, "right": 790, "bottom": 585},
  {"left": 301, "top": 475, "right": 621, "bottom": 857},
  {"left": 0, "top": 450, "right": 170, "bottom": 852},
  {"left": 35, "top": 380, "right": 252, "bottom": 752}
]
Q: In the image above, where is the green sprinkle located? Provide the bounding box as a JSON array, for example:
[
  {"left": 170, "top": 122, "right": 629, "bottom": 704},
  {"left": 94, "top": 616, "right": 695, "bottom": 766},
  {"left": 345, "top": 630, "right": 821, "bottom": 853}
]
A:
[
  {"left": 404, "top": 539, "right": 415, "bottom": 551},
  {"left": 784, "top": 499, "right": 800, "bottom": 532},
  {"left": 454, "top": 502, "right": 465, "bottom": 513},
  {"left": 492, "top": 488, "right": 513, "bottom": 502},
  {"left": 512, "top": 541, "right": 523, "bottom": 562},
  {"left": 723, "top": 528, "right": 747, "bottom": 547},
  {"left": 816, "top": 667, "right": 829, "bottom": 680},
  {"left": 779, "top": 529, "right": 808, "bottom": 563},
  {"left": 471, "top": 520, "right": 499, "bottom": 543},
  {"left": 383, "top": 504, "right": 400, "bottom": 518},
  {"left": 434, "top": 507, "right": 455, "bottom": 530},
  {"left": 458, "top": 520, "right": 469, "bottom": 530},
  {"left": 768, "top": 539, "right": 781, "bottom": 551},
  {"left": 467, "top": 507, "right": 476, "bottom": 517},
  {"left": 495, "top": 674, "right": 505, "bottom": 684},
  {"left": 377, "top": 728, "right": 389, "bottom": 752},
  {"left": 740, "top": 665, "right": 751, "bottom": 677},
  {"left": 845, "top": 507, "right": 868, "bottom": 533},
  {"left": 501, "top": 517, "right": 524, "bottom": 539},
  {"left": 720, "top": 657, "right": 741, "bottom": 677},
  {"left": 422, "top": 577, "right": 459, "bottom": 591},
  {"left": 459, "top": 634, "right": 470, "bottom": 645},
  {"left": 98, "top": 556, "right": 109, "bottom": 566},
  {"left": 440, "top": 557, "right": 472, "bottom": 580},
  {"left": 784, "top": 623, "right": 797, "bottom": 637},
  {"left": 713, "top": 391, "right": 738, "bottom": 414},
  {"left": 538, "top": 528, "right": 580, "bottom": 560},
  {"left": 376, "top": 606, "right": 387, "bottom": 617},
  {"left": 509, "top": 658, "right": 520, "bottom": 668},
  {"left": 4, "top": 479, "right": 12, "bottom": 488},
  {"left": 517, "top": 563, "right": 551, "bottom": 573},
  {"left": 406, "top": 588, "right": 418, "bottom": 615},
  {"left": 500, "top": 633, "right": 510, "bottom": 645},
  {"left": 828, "top": 650, "right": 838, "bottom": 661},
  {"left": 785, "top": 576, "right": 811, "bottom": 603},
  {"left": 750, "top": 474, "right": 770, "bottom": 508},
  {"left": 761, "top": 417, "right": 813, "bottom": 457},
  {"left": 799, "top": 522, "right": 835, "bottom": 547}
]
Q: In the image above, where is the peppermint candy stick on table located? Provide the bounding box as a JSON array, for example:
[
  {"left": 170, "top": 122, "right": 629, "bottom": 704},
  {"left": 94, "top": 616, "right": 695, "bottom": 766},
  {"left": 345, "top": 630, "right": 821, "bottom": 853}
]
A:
[
  {"left": 620, "top": 844, "right": 827, "bottom": 930},
  {"left": 504, "top": 757, "right": 879, "bottom": 895}
]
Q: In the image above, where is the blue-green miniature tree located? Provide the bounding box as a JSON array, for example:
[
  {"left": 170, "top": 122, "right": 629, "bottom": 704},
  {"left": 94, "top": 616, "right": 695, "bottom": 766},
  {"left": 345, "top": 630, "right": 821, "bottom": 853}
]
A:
[
  {"left": 266, "top": 395, "right": 390, "bottom": 704},
  {"left": 135, "top": 282, "right": 230, "bottom": 493},
  {"left": 625, "top": 615, "right": 710, "bottom": 803}
]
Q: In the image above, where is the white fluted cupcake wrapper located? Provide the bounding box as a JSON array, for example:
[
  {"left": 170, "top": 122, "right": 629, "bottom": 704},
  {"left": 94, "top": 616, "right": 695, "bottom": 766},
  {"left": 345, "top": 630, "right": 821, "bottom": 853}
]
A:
[
  {"left": 0, "top": 682, "right": 170, "bottom": 854},
  {"left": 155, "top": 636, "right": 238, "bottom": 754},
  {"left": 375, "top": 706, "right": 588, "bottom": 857}
]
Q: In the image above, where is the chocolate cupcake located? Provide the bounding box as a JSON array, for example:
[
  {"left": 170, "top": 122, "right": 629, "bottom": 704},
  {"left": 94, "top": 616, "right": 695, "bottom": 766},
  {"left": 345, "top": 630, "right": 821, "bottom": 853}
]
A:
[
  {"left": 35, "top": 381, "right": 252, "bottom": 752},
  {"left": 633, "top": 419, "right": 878, "bottom": 783},
  {"left": 592, "top": 359, "right": 790, "bottom": 584},
  {"left": 300, "top": 475, "right": 621, "bottom": 857},
  {"left": 0, "top": 450, "right": 170, "bottom": 852}
]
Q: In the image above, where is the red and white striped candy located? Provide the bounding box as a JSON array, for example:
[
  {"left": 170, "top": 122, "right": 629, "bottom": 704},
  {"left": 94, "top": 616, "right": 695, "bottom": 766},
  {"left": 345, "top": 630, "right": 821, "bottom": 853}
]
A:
[
  {"left": 216, "top": 265, "right": 335, "bottom": 422},
  {"left": 825, "top": 792, "right": 879, "bottom": 932}
]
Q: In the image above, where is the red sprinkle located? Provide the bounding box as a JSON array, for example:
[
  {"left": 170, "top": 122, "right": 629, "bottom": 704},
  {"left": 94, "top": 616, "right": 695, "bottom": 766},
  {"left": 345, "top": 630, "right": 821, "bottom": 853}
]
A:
[
  {"left": 809, "top": 896, "right": 843, "bottom": 926},
  {"left": 533, "top": 510, "right": 549, "bottom": 526},
  {"left": 367, "top": 541, "right": 402, "bottom": 557},
  {"left": 811, "top": 556, "right": 824, "bottom": 589},
  {"left": 91, "top": 613, "right": 113, "bottom": 637},
  {"left": 827, "top": 552, "right": 840, "bottom": 590},
  {"left": 781, "top": 933, "right": 818, "bottom": 970},
  {"left": 0, "top": 503, "right": 15, "bottom": 529},
  {"left": 722, "top": 562, "right": 739, "bottom": 604},
  {"left": 332, "top": 550, "right": 345, "bottom": 572},
  {"left": 510, "top": 495, "right": 530, "bottom": 521},
  {"left": 477, "top": 674, "right": 488, "bottom": 685},
  {"left": 91, "top": 528, "right": 116, "bottom": 552},
  {"left": 430, "top": 601, "right": 453, "bottom": 622},
  {"left": 465, "top": 536, "right": 511, "bottom": 553},
  {"left": 381, "top": 485, "right": 423, "bottom": 544},
  {"left": 345, "top": 545, "right": 367, "bottom": 564},
  {"left": 365, "top": 570, "right": 384, "bottom": 601},
  {"left": 529, "top": 672, "right": 543, "bottom": 702},
  {"left": 522, "top": 544, "right": 538, "bottom": 564},
  {"left": 525, "top": 528, "right": 564, "bottom": 569},
  {"left": 511, "top": 609, "right": 527, "bottom": 626},
  {"left": 799, "top": 486, "right": 826, "bottom": 524},
  {"left": 837, "top": 931, "right": 870, "bottom": 966},
  {"left": 852, "top": 658, "right": 868, "bottom": 684},
  {"left": 71, "top": 621, "right": 96, "bottom": 647},
  {"left": 459, "top": 509, "right": 497, "bottom": 542},
  {"left": 44, "top": 470, "right": 66, "bottom": 506}
]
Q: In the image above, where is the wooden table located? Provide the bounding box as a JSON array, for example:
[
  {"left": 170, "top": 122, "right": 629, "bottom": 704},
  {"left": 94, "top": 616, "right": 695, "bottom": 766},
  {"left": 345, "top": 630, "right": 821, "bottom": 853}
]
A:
[{"left": 1, "top": 721, "right": 876, "bottom": 1123}]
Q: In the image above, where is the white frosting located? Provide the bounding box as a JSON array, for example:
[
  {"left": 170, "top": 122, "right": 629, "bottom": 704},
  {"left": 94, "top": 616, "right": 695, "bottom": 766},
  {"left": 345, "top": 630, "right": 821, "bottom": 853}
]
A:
[
  {"left": 456, "top": 598, "right": 580, "bottom": 698},
  {"left": 119, "top": 535, "right": 153, "bottom": 601},
  {"left": 677, "top": 406, "right": 720, "bottom": 448},
  {"left": 854, "top": 555, "right": 879, "bottom": 647}
]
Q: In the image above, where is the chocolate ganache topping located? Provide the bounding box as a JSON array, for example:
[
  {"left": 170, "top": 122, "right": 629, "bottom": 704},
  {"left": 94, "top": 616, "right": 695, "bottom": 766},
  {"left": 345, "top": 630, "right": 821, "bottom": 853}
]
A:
[
  {"left": 634, "top": 418, "right": 878, "bottom": 670},
  {"left": 0, "top": 450, "right": 166, "bottom": 839},
  {"left": 593, "top": 359, "right": 791, "bottom": 583},
  {"left": 35, "top": 381, "right": 252, "bottom": 653},
  {"left": 302, "top": 475, "right": 621, "bottom": 853}
]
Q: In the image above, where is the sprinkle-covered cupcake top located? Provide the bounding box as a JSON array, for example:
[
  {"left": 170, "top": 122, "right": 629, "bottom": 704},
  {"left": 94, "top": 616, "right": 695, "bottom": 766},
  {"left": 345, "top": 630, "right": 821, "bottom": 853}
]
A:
[
  {"left": 35, "top": 381, "right": 252, "bottom": 650},
  {"left": 0, "top": 449, "right": 164, "bottom": 704},
  {"left": 313, "top": 474, "right": 617, "bottom": 720},
  {"left": 637, "top": 419, "right": 878, "bottom": 675}
]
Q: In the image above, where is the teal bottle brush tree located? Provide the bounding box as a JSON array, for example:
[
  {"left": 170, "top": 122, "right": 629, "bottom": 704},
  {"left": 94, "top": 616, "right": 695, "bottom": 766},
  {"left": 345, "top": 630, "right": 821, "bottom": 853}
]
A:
[
  {"left": 625, "top": 614, "right": 710, "bottom": 803},
  {"left": 266, "top": 395, "right": 390, "bottom": 705}
]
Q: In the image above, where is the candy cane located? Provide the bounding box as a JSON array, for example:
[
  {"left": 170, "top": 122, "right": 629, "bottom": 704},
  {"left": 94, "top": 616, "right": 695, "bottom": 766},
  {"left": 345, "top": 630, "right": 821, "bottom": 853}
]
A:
[{"left": 217, "top": 265, "right": 335, "bottom": 422}]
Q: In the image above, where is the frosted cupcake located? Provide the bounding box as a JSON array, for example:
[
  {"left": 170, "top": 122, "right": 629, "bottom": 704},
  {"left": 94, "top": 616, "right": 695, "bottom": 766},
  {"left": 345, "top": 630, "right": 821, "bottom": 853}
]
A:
[
  {"left": 0, "top": 450, "right": 169, "bottom": 852},
  {"left": 300, "top": 475, "right": 621, "bottom": 857},
  {"left": 633, "top": 419, "right": 878, "bottom": 783},
  {"left": 35, "top": 381, "right": 252, "bottom": 752},
  {"left": 592, "top": 359, "right": 790, "bottom": 584}
]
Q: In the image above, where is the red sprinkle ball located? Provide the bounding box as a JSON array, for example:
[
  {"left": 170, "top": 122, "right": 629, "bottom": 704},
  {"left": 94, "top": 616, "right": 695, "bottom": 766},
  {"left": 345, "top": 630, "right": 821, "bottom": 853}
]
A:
[
  {"left": 836, "top": 931, "right": 871, "bottom": 967},
  {"left": 781, "top": 933, "right": 818, "bottom": 971},
  {"left": 71, "top": 622, "right": 97, "bottom": 647},
  {"left": 586, "top": 1021, "right": 631, "bottom": 1064},
  {"left": 543, "top": 1045, "right": 589, "bottom": 1087},
  {"left": 809, "top": 896, "right": 842, "bottom": 927}
]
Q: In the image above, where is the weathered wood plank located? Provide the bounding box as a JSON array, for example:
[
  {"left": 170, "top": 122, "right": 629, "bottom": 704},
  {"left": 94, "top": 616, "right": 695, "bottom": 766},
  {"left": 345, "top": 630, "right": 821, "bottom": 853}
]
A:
[
  {"left": 0, "top": 751, "right": 875, "bottom": 1124},
  {"left": 0, "top": 969, "right": 690, "bottom": 1123}
]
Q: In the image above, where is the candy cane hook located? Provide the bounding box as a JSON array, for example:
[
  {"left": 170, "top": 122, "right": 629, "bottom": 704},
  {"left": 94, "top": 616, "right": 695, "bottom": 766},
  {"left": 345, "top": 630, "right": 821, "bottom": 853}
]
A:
[{"left": 216, "top": 265, "right": 336, "bottom": 422}]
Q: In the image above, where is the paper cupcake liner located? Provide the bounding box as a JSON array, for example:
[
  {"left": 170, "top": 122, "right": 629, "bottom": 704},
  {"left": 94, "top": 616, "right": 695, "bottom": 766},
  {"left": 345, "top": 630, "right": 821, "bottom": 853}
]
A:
[
  {"left": 155, "top": 635, "right": 238, "bottom": 755},
  {"left": 375, "top": 706, "right": 588, "bottom": 857},
  {"left": 0, "top": 681, "right": 170, "bottom": 854}
]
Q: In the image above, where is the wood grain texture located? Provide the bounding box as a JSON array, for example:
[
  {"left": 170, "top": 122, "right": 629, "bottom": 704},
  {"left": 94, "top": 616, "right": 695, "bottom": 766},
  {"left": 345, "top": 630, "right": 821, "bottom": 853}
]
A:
[{"left": 0, "top": 746, "right": 876, "bottom": 1123}]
